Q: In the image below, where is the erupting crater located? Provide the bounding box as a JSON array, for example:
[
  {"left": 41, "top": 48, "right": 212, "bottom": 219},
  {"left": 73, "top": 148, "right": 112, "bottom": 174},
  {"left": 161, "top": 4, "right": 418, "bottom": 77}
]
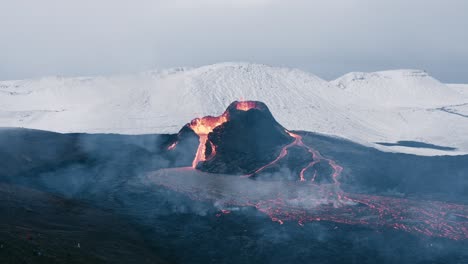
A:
[
  {"left": 155, "top": 101, "right": 468, "bottom": 240},
  {"left": 171, "top": 100, "right": 336, "bottom": 182}
]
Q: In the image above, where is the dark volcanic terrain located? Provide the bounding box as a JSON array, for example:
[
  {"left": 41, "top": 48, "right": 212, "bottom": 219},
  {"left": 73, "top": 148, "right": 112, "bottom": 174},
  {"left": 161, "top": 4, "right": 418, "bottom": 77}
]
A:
[{"left": 0, "top": 101, "right": 467, "bottom": 263}]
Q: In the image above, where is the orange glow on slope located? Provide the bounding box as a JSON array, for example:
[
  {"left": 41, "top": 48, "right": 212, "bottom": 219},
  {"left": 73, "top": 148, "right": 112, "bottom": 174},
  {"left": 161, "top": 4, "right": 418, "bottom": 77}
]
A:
[
  {"left": 245, "top": 130, "right": 343, "bottom": 184},
  {"left": 155, "top": 101, "right": 468, "bottom": 240},
  {"left": 167, "top": 142, "right": 177, "bottom": 150},
  {"left": 188, "top": 100, "right": 341, "bottom": 183},
  {"left": 236, "top": 101, "right": 258, "bottom": 111},
  {"left": 188, "top": 101, "right": 262, "bottom": 168},
  {"left": 189, "top": 113, "right": 229, "bottom": 168}
]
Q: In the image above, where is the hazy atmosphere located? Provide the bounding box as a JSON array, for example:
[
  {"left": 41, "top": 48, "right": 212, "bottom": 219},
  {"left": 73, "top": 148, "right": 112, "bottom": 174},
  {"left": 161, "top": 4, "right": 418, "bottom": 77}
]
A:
[
  {"left": 1, "top": 0, "right": 467, "bottom": 82},
  {"left": 1, "top": 1, "right": 468, "bottom": 263}
]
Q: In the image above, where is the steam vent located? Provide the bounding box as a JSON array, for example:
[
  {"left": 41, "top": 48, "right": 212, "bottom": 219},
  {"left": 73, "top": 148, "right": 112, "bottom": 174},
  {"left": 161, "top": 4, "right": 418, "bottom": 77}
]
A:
[{"left": 170, "top": 101, "right": 336, "bottom": 182}]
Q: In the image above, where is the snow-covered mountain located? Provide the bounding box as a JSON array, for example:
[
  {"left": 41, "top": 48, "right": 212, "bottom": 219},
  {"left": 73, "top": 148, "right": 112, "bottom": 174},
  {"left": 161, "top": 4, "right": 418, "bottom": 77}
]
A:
[
  {"left": 332, "top": 70, "right": 464, "bottom": 107},
  {"left": 1, "top": 62, "right": 467, "bottom": 156}
]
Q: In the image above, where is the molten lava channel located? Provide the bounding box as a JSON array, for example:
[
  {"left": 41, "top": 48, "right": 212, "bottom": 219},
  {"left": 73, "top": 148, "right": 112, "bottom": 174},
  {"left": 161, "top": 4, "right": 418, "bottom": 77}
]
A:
[
  {"left": 188, "top": 100, "right": 341, "bottom": 184},
  {"left": 156, "top": 101, "right": 468, "bottom": 240},
  {"left": 189, "top": 114, "right": 229, "bottom": 168},
  {"left": 149, "top": 168, "right": 468, "bottom": 240},
  {"left": 189, "top": 101, "right": 261, "bottom": 169}
]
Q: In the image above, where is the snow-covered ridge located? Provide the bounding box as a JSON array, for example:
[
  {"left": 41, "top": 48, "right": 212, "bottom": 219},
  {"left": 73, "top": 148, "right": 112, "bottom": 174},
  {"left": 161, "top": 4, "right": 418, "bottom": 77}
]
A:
[
  {"left": 1, "top": 62, "right": 467, "bottom": 156},
  {"left": 332, "top": 69, "right": 463, "bottom": 107}
]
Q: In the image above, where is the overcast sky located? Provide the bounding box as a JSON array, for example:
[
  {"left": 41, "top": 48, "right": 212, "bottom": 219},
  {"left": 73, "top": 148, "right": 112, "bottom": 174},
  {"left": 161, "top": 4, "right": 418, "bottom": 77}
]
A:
[{"left": 1, "top": 0, "right": 467, "bottom": 82}]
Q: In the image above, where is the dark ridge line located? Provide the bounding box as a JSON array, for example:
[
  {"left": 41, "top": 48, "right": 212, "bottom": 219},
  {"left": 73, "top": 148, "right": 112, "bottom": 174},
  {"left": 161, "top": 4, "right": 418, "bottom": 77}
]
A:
[
  {"left": 431, "top": 103, "right": 468, "bottom": 119},
  {"left": 376, "top": 140, "right": 456, "bottom": 151}
]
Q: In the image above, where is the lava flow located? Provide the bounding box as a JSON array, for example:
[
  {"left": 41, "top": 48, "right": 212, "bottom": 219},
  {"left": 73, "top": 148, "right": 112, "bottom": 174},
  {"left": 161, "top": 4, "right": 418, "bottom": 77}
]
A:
[
  {"left": 167, "top": 141, "right": 177, "bottom": 150},
  {"left": 152, "top": 101, "right": 468, "bottom": 240},
  {"left": 148, "top": 168, "right": 468, "bottom": 240},
  {"left": 246, "top": 130, "right": 342, "bottom": 185},
  {"left": 189, "top": 114, "right": 229, "bottom": 168},
  {"left": 188, "top": 101, "right": 262, "bottom": 169},
  {"left": 188, "top": 100, "right": 330, "bottom": 180}
]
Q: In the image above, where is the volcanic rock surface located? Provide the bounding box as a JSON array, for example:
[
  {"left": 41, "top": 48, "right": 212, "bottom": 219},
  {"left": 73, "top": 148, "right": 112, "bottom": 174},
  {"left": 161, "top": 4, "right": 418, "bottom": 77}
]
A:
[
  {"left": 170, "top": 101, "right": 334, "bottom": 181},
  {"left": 200, "top": 101, "right": 294, "bottom": 175}
]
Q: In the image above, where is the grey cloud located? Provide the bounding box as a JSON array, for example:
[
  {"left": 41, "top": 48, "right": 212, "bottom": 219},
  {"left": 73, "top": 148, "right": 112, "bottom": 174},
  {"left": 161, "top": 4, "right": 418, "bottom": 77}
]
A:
[{"left": 1, "top": 0, "right": 467, "bottom": 82}]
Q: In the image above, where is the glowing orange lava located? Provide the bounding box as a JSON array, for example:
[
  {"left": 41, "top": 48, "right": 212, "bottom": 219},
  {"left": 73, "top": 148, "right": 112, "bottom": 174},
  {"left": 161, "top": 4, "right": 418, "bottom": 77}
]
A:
[
  {"left": 188, "top": 101, "right": 342, "bottom": 185},
  {"left": 151, "top": 168, "right": 468, "bottom": 240},
  {"left": 154, "top": 101, "right": 468, "bottom": 240},
  {"left": 245, "top": 130, "right": 342, "bottom": 184},
  {"left": 189, "top": 101, "right": 263, "bottom": 168},
  {"left": 189, "top": 113, "right": 229, "bottom": 168},
  {"left": 167, "top": 142, "right": 177, "bottom": 150},
  {"left": 236, "top": 101, "right": 258, "bottom": 111}
]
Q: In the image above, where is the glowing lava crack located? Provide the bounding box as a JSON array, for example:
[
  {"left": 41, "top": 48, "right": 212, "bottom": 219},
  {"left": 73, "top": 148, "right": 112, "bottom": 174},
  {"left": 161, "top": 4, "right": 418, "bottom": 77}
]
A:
[
  {"left": 183, "top": 101, "right": 331, "bottom": 179},
  {"left": 155, "top": 101, "right": 468, "bottom": 240},
  {"left": 189, "top": 113, "right": 229, "bottom": 168}
]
